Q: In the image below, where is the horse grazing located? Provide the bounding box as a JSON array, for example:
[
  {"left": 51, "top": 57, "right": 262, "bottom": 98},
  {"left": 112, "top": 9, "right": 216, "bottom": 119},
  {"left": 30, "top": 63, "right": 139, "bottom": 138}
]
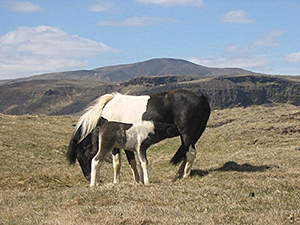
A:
[
  {"left": 89, "top": 117, "right": 178, "bottom": 186},
  {"left": 67, "top": 89, "right": 210, "bottom": 182}
]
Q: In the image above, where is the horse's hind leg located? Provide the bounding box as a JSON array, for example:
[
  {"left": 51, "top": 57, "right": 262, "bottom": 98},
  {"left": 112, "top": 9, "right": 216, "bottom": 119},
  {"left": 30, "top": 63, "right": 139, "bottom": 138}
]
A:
[
  {"left": 181, "top": 107, "right": 210, "bottom": 178},
  {"left": 177, "top": 146, "right": 196, "bottom": 179},
  {"left": 112, "top": 148, "right": 121, "bottom": 184},
  {"left": 179, "top": 117, "right": 209, "bottom": 178},
  {"left": 183, "top": 145, "right": 196, "bottom": 178},
  {"left": 175, "top": 133, "right": 196, "bottom": 179}
]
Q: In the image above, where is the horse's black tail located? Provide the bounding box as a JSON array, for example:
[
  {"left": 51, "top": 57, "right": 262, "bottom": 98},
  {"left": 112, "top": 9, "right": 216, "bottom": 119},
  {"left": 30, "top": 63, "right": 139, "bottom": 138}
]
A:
[
  {"left": 170, "top": 93, "right": 211, "bottom": 165},
  {"left": 191, "top": 93, "right": 211, "bottom": 145},
  {"left": 170, "top": 144, "right": 187, "bottom": 165},
  {"left": 66, "top": 125, "right": 81, "bottom": 165}
]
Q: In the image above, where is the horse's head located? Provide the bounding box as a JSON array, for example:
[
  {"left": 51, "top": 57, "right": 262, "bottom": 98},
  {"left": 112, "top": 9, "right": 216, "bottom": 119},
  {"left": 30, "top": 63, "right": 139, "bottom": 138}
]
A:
[
  {"left": 78, "top": 117, "right": 109, "bottom": 179},
  {"left": 69, "top": 118, "right": 108, "bottom": 180},
  {"left": 76, "top": 133, "right": 96, "bottom": 180}
]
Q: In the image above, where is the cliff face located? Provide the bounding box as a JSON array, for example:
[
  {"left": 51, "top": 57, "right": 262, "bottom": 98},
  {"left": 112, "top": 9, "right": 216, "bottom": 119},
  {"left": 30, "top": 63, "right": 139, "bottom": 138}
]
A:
[
  {"left": 1, "top": 74, "right": 299, "bottom": 115},
  {"left": 121, "top": 75, "right": 300, "bottom": 109},
  {"left": 205, "top": 76, "right": 300, "bottom": 108}
]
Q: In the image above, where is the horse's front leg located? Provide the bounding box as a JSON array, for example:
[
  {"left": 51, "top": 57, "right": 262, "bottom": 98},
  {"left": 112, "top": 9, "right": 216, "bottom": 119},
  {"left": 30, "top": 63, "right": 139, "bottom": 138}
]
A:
[
  {"left": 136, "top": 146, "right": 149, "bottom": 185},
  {"left": 112, "top": 148, "right": 121, "bottom": 184}
]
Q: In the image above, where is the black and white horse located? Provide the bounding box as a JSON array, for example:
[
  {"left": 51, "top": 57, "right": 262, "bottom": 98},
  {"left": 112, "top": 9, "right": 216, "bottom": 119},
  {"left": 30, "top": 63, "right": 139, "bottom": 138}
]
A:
[
  {"left": 89, "top": 117, "right": 178, "bottom": 186},
  {"left": 67, "top": 89, "right": 210, "bottom": 182}
]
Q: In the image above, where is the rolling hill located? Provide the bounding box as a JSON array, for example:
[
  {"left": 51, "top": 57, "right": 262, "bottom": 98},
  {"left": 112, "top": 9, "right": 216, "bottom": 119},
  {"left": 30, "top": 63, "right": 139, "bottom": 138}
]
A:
[{"left": 12, "top": 58, "right": 253, "bottom": 83}]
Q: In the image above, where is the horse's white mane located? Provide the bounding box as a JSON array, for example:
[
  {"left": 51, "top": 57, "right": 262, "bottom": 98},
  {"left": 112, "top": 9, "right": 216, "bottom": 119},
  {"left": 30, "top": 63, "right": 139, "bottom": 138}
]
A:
[{"left": 75, "top": 92, "right": 122, "bottom": 142}]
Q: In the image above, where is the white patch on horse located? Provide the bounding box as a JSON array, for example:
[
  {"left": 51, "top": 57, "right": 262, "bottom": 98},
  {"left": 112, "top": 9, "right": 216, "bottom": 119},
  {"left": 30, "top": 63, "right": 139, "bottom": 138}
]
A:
[
  {"left": 125, "top": 121, "right": 154, "bottom": 149},
  {"left": 186, "top": 146, "right": 196, "bottom": 162},
  {"left": 102, "top": 93, "right": 150, "bottom": 123},
  {"left": 182, "top": 146, "right": 196, "bottom": 178}
]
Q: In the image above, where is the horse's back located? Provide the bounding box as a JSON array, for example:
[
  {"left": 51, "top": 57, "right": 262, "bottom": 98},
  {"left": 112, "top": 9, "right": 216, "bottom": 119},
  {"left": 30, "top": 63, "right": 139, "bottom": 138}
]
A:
[
  {"left": 142, "top": 89, "right": 210, "bottom": 123},
  {"left": 169, "top": 90, "right": 210, "bottom": 131},
  {"left": 102, "top": 94, "right": 150, "bottom": 123}
]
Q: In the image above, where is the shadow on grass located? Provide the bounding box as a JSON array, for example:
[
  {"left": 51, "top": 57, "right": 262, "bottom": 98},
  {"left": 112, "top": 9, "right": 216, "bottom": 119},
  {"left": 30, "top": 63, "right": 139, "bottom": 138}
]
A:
[{"left": 190, "top": 161, "right": 272, "bottom": 177}]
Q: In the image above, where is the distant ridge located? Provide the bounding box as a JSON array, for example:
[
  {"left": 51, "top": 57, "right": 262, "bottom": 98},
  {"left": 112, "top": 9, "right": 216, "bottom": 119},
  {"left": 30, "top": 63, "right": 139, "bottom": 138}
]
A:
[{"left": 13, "top": 58, "right": 254, "bottom": 83}]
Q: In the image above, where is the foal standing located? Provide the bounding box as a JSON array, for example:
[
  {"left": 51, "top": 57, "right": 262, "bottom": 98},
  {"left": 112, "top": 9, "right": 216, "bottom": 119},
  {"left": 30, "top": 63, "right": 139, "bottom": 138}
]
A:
[{"left": 90, "top": 118, "right": 178, "bottom": 187}]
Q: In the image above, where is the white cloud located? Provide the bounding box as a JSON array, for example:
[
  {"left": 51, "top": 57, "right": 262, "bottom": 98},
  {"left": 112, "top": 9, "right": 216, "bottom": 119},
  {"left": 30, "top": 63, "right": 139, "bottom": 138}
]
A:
[
  {"left": 136, "top": 0, "right": 204, "bottom": 7},
  {"left": 0, "top": 26, "right": 114, "bottom": 79},
  {"left": 252, "top": 30, "right": 282, "bottom": 47},
  {"left": 220, "top": 10, "right": 257, "bottom": 24},
  {"left": 286, "top": 52, "right": 300, "bottom": 63},
  {"left": 87, "top": 1, "right": 119, "bottom": 12},
  {"left": 99, "top": 16, "right": 177, "bottom": 27},
  {"left": 3, "top": 0, "right": 42, "bottom": 12},
  {"left": 225, "top": 45, "right": 251, "bottom": 57},
  {"left": 189, "top": 28, "right": 285, "bottom": 73},
  {"left": 190, "top": 57, "right": 270, "bottom": 70}
]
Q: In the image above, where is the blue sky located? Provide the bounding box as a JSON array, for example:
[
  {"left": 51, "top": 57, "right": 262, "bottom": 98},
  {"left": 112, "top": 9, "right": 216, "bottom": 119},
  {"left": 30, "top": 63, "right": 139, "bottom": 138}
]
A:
[{"left": 1, "top": 0, "right": 300, "bottom": 79}]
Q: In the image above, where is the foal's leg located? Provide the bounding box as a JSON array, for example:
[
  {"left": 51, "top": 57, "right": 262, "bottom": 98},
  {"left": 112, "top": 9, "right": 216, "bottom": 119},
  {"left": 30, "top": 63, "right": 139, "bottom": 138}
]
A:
[
  {"left": 112, "top": 148, "right": 121, "bottom": 184},
  {"left": 90, "top": 155, "right": 102, "bottom": 187},
  {"left": 125, "top": 150, "right": 140, "bottom": 183},
  {"left": 90, "top": 138, "right": 112, "bottom": 187},
  {"left": 136, "top": 146, "right": 149, "bottom": 185}
]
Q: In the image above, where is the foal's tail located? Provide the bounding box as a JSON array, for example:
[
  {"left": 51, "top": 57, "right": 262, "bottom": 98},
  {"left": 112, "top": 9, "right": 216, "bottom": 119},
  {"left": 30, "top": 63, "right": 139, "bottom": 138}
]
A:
[
  {"left": 74, "top": 93, "right": 116, "bottom": 142},
  {"left": 170, "top": 93, "right": 211, "bottom": 165}
]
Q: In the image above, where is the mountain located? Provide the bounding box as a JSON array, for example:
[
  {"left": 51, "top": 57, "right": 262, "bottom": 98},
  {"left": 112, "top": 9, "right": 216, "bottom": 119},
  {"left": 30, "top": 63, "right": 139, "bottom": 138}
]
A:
[{"left": 13, "top": 58, "right": 254, "bottom": 83}]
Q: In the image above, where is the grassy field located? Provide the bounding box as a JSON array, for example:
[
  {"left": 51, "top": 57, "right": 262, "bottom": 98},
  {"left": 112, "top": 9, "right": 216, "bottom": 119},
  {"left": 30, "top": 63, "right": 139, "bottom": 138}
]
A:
[{"left": 0, "top": 104, "right": 300, "bottom": 225}]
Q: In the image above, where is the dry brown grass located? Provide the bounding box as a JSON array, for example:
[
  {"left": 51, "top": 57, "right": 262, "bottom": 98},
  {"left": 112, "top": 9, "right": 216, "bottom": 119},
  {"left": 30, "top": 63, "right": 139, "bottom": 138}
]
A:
[{"left": 1, "top": 104, "right": 300, "bottom": 224}]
